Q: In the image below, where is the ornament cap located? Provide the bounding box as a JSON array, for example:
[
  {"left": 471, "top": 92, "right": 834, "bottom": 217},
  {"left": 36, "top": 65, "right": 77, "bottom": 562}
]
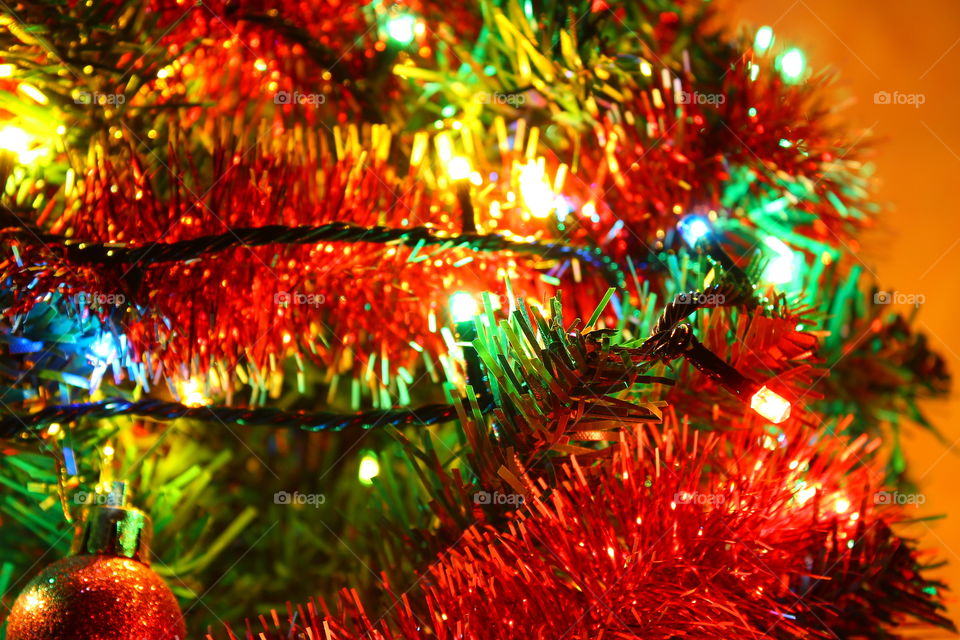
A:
[{"left": 72, "top": 481, "right": 152, "bottom": 564}]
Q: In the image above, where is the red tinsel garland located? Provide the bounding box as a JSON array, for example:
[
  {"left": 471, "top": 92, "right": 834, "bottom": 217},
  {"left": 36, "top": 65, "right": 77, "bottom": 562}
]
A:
[{"left": 220, "top": 416, "right": 952, "bottom": 639}]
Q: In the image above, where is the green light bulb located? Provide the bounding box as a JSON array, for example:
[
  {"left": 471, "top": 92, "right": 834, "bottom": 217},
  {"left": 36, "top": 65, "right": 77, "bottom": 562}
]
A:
[
  {"left": 754, "top": 26, "right": 774, "bottom": 53},
  {"left": 778, "top": 48, "right": 806, "bottom": 83}
]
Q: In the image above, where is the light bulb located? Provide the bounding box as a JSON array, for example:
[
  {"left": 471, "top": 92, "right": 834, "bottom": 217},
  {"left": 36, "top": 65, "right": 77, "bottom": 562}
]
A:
[
  {"left": 750, "top": 385, "right": 791, "bottom": 423},
  {"left": 517, "top": 160, "right": 554, "bottom": 219},
  {"left": 678, "top": 216, "right": 710, "bottom": 245},
  {"left": 834, "top": 497, "right": 851, "bottom": 514},
  {"left": 754, "top": 26, "right": 774, "bottom": 52},
  {"left": 447, "top": 156, "right": 472, "bottom": 182},
  {"left": 88, "top": 333, "right": 117, "bottom": 364},
  {"left": 762, "top": 236, "right": 795, "bottom": 284},
  {"left": 177, "top": 378, "right": 211, "bottom": 408},
  {"left": 778, "top": 48, "right": 806, "bottom": 83},
  {"left": 450, "top": 292, "right": 479, "bottom": 323},
  {"left": 794, "top": 483, "right": 817, "bottom": 506},
  {"left": 358, "top": 451, "right": 380, "bottom": 485},
  {"left": 386, "top": 14, "right": 417, "bottom": 45},
  {"left": 0, "top": 125, "right": 33, "bottom": 162},
  {"left": 763, "top": 254, "right": 794, "bottom": 284}
]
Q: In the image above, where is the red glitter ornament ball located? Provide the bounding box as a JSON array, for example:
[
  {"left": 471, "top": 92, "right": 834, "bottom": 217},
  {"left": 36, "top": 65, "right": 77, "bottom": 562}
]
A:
[
  {"left": 5, "top": 554, "right": 186, "bottom": 640},
  {"left": 7, "top": 482, "right": 185, "bottom": 640}
]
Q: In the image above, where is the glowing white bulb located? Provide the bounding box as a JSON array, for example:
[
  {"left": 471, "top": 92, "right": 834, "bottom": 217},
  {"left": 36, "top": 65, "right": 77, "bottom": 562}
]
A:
[
  {"left": 450, "top": 292, "right": 479, "bottom": 323},
  {"left": 582, "top": 201, "right": 599, "bottom": 223},
  {"left": 762, "top": 236, "right": 795, "bottom": 284},
  {"left": 764, "top": 254, "right": 794, "bottom": 284},
  {"left": 386, "top": 14, "right": 417, "bottom": 44},
  {"left": 447, "top": 156, "right": 472, "bottom": 182},
  {"left": 0, "top": 125, "right": 33, "bottom": 162},
  {"left": 750, "top": 386, "right": 791, "bottom": 424}
]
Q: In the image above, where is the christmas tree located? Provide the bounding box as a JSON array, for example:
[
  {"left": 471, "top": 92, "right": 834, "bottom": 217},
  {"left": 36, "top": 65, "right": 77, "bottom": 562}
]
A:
[{"left": 0, "top": 0, "right": 954, "bottom": 638}]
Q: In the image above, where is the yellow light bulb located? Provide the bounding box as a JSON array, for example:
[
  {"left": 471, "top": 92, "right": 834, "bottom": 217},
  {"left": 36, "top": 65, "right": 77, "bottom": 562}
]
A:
[
  {"left": 834, "top": 497, "right": 851, "bottom": 514},
  {"left": 447, "top": 156, "right": 472, "bottom": 181},
  {"left": 358, "top": 451, "right": 380, "bottom": 485},
  {"left": 0, "top": 125, "right": 32, "bottom": 161},
  {"left": 177, "top": 378, "right": 211, "bottom": 408},
  {"left": 517, "top": 160, "right": 555, "bottom": 219},
  {"left": 750, "top": 385, "right": 791, "bottom": 423}
]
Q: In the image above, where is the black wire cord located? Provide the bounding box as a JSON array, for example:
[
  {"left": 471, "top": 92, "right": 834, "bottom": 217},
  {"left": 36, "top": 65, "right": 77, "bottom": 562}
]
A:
[
  {"left": 4, "top": 222, "right": 625, "bottom": 287},
  {"left": 0, "top": 398, "right": 469, "bottom": 439}
]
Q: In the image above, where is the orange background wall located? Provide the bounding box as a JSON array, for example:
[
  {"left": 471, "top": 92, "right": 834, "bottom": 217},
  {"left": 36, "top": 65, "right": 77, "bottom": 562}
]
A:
[{"left": 725, "top": 0, "right": 960, "bottom": 631}]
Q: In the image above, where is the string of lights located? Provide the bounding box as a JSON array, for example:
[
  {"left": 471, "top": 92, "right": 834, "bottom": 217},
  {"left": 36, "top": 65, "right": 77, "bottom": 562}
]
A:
[
  {"left": 2, "top": 291, "right": 790, "bottom": 437},
  {"left": 4, "top": 222, "right": 626, "bottom": 287}
]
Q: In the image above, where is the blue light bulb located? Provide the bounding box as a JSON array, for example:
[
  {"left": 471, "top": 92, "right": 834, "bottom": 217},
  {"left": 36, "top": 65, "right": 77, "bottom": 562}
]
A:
[{"left": 678, "top": 216, "right": 711, "bottom": 245}]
